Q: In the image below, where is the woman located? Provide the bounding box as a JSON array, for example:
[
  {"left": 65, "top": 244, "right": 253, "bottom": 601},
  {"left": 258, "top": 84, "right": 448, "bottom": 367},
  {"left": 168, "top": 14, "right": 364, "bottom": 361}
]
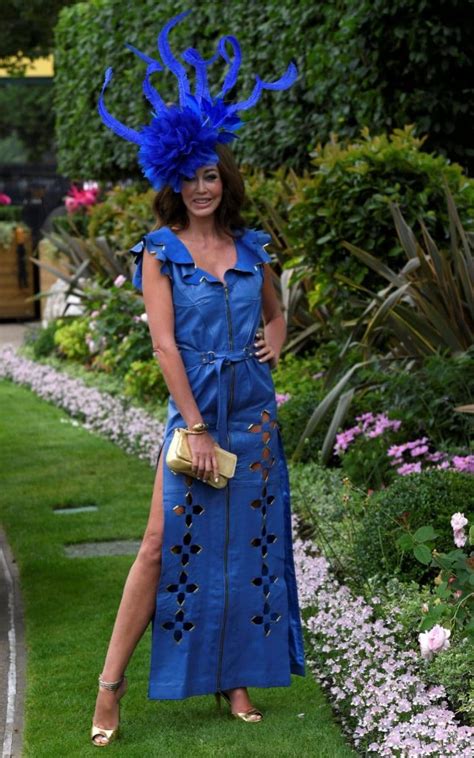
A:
[{"left": 92, "top": 11, "right": 305, "bottom": 746}]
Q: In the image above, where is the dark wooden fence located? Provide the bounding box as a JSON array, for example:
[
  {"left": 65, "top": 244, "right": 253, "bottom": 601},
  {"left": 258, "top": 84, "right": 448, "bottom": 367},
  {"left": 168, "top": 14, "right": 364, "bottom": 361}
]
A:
[{"left": 0, "top": 163, "right": 69, "bottom": 321}]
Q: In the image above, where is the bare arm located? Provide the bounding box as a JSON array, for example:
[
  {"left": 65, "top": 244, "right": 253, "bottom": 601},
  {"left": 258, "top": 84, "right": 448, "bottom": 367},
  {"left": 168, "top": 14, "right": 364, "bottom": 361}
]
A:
[
  {"left": 141, "top": 249, "right": 219, "bottom": 482},
  {"left": 257, "top": 263, "right": 286, "bottom": 369}
]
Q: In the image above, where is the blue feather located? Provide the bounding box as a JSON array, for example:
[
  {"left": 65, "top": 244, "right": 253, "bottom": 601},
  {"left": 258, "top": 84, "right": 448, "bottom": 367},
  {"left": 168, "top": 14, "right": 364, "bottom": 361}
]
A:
[
  {"left": 98, "top": 11, "right": 299, "bottom": 192},
  {"left": 216, "top": 36, "right": 242, "bottom": 97},
  {"left": 97, "top": 68, "right": 141, "bottom": 145},
  {"left": 125, "top": 43, "right": 162, "bottom": 69},
  {"left": 157, "top": 10, "right": 191, "bottom": 106}
]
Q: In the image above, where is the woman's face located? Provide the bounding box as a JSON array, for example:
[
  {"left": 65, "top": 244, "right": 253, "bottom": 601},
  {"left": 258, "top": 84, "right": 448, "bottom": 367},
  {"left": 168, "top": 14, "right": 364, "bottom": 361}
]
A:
[{"left": 180, "top": 164, "right": 223, "bottom": 219}]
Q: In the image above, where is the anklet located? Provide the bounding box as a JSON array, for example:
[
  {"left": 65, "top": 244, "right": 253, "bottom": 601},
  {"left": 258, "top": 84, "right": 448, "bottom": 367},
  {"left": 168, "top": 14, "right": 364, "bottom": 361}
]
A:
[{"left": 98, "top": 674, "right": 124, "bottom": 691}]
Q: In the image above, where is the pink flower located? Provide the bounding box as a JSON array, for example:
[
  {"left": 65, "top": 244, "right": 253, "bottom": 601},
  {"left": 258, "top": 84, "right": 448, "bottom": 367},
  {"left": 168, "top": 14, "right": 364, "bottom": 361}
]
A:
[
  {"left": 397, "top": 461, "right": 422, "bottom": 476},
  {"left": 276, "top": 392, "right": 291, "bottom": 407},
  {"left": 453, "top": 529, "right": 467, "bottom": 548},
  {"left": 426, "top": 451, "right": 447, "bottom": 462},
  {"left": 65, "top": 183, "right": 100, "bottom": 213},
  {"left": 418, "top": 626, "right": 451, "bottom": 661},
  {"left": 114, "top": 274, "right": 127, "bottom": 288},
  {"left": 451, "top": 455, "right": 474, "bottom": 473},
  {"left": 0, "top": 193, "right": 12, "bottom": 205},
  {"left": 410, "top": 445, "right": 429, "bottom": 457},
  {"left": 450, "top": 513, "right": 468, "bottom": 531}
]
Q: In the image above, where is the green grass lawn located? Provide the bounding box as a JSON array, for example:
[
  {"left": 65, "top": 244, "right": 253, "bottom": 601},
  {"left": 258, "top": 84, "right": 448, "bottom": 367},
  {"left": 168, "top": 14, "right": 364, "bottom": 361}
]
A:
[{"left": 0, "top": 379, "right": 355, "bottom": 758}]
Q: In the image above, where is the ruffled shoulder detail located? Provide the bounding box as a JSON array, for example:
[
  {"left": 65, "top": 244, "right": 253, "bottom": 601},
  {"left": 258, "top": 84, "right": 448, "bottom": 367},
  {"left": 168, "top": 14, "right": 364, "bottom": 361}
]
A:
[
  {"left": 128, "top": 227, "right": 192, "bottom": 291},
  {"left": 237, "top": 228, "right": 272, "bottom": 266}
]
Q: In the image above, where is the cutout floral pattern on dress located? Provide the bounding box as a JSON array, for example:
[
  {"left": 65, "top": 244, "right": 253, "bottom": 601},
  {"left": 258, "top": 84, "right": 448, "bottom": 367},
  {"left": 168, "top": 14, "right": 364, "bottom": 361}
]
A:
[
  {"left": 162, "top": 478, "right": 203, "bottom": 643},
  {"left": 248, "top": 409, "right": 282, "bottom": 636}
]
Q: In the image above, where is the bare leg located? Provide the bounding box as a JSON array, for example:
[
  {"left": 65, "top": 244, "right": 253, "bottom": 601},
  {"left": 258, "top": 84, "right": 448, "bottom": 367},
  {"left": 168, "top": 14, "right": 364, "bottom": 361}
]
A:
[{"left": 92, "top": 450, "right": 165, "bottom": 743}]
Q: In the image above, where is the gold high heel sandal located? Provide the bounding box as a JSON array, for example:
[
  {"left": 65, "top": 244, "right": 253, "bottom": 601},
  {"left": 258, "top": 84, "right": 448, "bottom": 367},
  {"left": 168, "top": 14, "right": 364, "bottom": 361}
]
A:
[
  {"left": 91, "top": 674, "right": 127, "bottom": 747},
  {"left": 215, "top": 689, "right": 263, "bottom": 722}
]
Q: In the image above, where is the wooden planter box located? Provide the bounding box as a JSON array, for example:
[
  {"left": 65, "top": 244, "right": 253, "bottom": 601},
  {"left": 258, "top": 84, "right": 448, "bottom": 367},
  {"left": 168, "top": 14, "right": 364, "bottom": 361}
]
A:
[{"left": 0, "top": 227, "right": 35, "bottom": 319}]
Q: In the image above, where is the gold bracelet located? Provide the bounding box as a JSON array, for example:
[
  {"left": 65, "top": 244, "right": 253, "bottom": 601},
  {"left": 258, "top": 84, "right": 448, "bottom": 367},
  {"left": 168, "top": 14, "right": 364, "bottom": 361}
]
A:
[{"left": 184, "top": 422, "right": 208, "bottom": 434}]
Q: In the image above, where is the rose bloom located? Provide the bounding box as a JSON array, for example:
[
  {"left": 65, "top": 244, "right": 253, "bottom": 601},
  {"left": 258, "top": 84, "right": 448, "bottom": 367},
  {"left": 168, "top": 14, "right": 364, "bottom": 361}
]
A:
[
  {"left": 114, "top": 274, "right": 127, "bottom": 288},
  {"left": 419, "top": 625, "right": 451, "bottom": 660},
  {"left": 450, "top": 512, "right": 468, "bottom": 531}
]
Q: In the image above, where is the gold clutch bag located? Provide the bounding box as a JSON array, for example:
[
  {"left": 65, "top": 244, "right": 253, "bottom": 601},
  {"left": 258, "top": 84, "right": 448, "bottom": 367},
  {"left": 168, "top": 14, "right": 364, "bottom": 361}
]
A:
[{"left": 166, "top": 428, "right": 237, "bottom": 489}]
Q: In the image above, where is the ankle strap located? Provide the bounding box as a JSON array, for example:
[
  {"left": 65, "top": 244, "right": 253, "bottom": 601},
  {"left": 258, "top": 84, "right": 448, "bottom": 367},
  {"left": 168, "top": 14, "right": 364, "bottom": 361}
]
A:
[{"left": 98, "top": 674, "right": 124, "bottom": 691}]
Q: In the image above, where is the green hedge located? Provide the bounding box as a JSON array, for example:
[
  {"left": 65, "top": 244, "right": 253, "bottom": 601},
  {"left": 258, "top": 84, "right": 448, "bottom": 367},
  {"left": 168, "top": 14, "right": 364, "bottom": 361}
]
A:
[
  {"left": 247, "top": 127, "right": 474, "bottom": 309},
  {"left": 54, "top": 0, "right": 306, "bottom": 180},
  {"left": 353, "top": 469, "right": 474, "bottom": 583},
  {"left": 54, "top": 0, "right": 474, "bottom": 180}
]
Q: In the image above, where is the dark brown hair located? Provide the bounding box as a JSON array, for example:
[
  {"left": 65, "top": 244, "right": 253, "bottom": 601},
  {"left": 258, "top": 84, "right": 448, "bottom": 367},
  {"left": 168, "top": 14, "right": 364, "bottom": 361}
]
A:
[{"left": 152, "top": 144, "right": 246, "bottom": 237}]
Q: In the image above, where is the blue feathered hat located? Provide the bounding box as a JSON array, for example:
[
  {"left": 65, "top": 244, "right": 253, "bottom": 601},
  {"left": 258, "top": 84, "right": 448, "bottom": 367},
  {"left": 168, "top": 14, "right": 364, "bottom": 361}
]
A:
[{"left": 98, "top": 10, "right": 298, "bottom": 192}]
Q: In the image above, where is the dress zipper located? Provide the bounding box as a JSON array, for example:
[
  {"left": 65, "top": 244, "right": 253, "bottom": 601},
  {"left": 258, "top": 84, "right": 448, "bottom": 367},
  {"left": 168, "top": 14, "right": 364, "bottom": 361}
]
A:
[{"left": 216, "top": 284, "right": 234, "bottom": 691}]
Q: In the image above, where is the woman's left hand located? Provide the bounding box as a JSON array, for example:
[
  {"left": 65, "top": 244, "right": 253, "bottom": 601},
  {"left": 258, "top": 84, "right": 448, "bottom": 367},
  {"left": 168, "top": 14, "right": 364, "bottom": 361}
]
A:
[{"left": 254, "top": 332, "right": 277, "bottom": 369}]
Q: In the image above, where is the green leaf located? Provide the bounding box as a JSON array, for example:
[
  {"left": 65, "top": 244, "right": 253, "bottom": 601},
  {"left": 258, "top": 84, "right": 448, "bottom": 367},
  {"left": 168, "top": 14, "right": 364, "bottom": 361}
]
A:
[
  {"left": 414, "top": 544, "right": 433, "bottom": 565},
  {"left": 414, "top": 525, "right": 437, "bottom": 543},
  {"left": 435, "top": 582, "right": 451, "bottom": 599},
  {"left": 321, "top": 388, "right": 355, "bottom": 465},
  {"left": 397, "top": 533, "right": 414, "bottom": 551},
  {"left": 292, "top": 360, "right": 372, "bottom": 461}
]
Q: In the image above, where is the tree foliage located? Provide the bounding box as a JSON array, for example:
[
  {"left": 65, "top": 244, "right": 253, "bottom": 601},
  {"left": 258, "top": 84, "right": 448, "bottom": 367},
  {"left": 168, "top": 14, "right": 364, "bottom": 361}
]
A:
[
  {"left": 0, "top": 82, "right": 55, "bottom": 161},
  {"left": 0, "top": 1, "right": 75, "bottom": 72}
]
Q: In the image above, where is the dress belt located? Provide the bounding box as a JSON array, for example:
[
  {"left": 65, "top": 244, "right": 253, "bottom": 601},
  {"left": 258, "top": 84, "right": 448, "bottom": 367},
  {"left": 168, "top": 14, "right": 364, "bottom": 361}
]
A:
[{"left": 178, "top": 345, "right": 257, "bottom": 447}]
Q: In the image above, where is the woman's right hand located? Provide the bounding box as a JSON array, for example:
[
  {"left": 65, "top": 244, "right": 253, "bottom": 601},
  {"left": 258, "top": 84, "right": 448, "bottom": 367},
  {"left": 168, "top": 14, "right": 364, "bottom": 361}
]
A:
[{"left": 187, "top": 431, "right": 220, "bottom": 484}]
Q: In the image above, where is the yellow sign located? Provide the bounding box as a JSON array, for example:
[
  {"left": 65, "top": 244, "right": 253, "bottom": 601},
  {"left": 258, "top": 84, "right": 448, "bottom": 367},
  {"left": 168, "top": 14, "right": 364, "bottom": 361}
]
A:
[{"left": 0, "top": 55, "right": 54, "bottom": 77}]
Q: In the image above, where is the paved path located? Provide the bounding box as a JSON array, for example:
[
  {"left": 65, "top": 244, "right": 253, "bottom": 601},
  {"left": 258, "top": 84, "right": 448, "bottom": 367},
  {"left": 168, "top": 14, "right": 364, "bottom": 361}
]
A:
[
  {"left": 0, "top": 530, "right": 25, "bottom": 758},
  {"left": 0, "top": 322, "right": 41, "bottom": 349},
  {"left": 0, "top": 327, "right": 30, "bottom": 756}
]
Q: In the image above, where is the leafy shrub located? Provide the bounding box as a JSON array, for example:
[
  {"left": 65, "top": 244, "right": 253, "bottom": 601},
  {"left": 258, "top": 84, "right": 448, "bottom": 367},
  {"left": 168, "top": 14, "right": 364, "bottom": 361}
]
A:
[
  {"left": 338, "top": 426, "right": 404, "bottom": 490},
  {"left": 284, "top": 127, "right": 474, "bottom": 308},
  {"left": 83, "top": 282, "right": 151, "bottom": 374},
  {"left": 123, "top": 359, "right": 168, "bottom": 404},
  {"left": 23, "top": 321, "right": 60, "bottom": 359},
  {"left": 273, "top": 351, "right": 324, "bottom": 395},
  {"left": 87, "top": 185, "right": 155, "bottom": 251},
  {"left": 427, "top": 638, "right": 474, "bottom": 725},
  {"left": 288, "top": 461, "right": 365, "bottom": 582},
  {"left": 370, "top": 576, "right": 474, "bottom": 724},
  {"left": 350, "top": 350, "right": 474, "bottom": 451},
  {"left": 278, "top": 387, "right": 325, "bottom": 461},
  {"left": 344, "top": 192, "right": 474, "bottom": 358},
  {"left": 0, "top": 205, "right": 22, "bottom": 222},
  {"left": 353, "top": 469, "right": 474, "bottom": 582},
  {"left": 53, "top": 318, "right": 91, "bottom": 361}
]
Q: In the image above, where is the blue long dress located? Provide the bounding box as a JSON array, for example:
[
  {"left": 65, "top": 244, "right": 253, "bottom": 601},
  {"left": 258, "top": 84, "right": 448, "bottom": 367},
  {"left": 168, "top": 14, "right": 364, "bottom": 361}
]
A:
[{"left": 129, "top": 226, "right": 305, "bottom": 699}]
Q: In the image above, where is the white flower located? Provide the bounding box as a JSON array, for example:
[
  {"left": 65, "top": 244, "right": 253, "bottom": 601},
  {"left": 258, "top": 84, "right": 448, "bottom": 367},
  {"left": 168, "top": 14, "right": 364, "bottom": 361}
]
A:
[{"left": 139, "top": 312, "right": 148, "bottom": 323}]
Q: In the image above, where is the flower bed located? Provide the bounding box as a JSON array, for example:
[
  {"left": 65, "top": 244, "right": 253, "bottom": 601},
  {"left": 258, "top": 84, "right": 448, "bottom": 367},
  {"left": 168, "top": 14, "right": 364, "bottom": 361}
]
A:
[
  {"left": 0, "top": 346, "right": 164, "bottom": 465},
  {"left": 293, "top": 534, "right": 474, "bottom": 756},
  {"left": 2, "top": 345, "right": 473, "bottom": 755}
]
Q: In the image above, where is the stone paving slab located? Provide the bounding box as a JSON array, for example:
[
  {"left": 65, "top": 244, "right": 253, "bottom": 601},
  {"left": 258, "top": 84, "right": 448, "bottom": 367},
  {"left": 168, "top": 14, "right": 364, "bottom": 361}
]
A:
[{"left": 0, "top": 529, "right": 25, "bottom": 758}]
